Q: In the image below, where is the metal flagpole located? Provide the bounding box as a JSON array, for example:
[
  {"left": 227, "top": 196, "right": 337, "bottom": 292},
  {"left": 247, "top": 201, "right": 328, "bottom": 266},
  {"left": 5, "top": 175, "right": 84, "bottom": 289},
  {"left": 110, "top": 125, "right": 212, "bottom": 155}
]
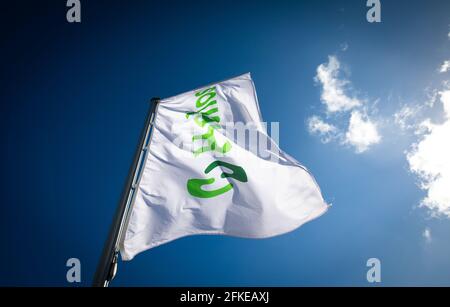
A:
[{"left": 92, "top": 97, "right": 160, "bottom": 287}]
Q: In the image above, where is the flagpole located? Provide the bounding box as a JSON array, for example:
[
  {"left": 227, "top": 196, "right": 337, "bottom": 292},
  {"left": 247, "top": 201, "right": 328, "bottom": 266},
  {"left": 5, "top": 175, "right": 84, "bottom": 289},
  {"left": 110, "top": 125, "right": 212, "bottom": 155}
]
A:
[{"left": 92, "top": 98, "right": 160, "bottom": 287}]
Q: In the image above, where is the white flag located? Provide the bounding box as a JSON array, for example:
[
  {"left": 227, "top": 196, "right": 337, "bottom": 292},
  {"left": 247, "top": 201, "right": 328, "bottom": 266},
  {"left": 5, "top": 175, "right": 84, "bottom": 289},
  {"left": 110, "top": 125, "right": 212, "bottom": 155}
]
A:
[{"left": 120, "top": 73, "right": 328, "bottom": 260}]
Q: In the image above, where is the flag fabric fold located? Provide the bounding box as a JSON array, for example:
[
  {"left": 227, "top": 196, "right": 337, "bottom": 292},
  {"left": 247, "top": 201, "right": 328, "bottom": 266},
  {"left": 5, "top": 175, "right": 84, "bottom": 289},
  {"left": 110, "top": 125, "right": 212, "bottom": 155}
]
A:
[{"left": 120, "top": 73, "right": 328, "bottom": 261}]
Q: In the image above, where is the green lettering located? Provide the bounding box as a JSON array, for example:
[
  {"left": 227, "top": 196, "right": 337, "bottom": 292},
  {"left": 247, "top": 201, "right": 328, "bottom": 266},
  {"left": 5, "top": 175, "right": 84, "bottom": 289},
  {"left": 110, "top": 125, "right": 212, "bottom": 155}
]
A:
[{"left": 187, "top": 160, "right": 248, "bottom": 198}]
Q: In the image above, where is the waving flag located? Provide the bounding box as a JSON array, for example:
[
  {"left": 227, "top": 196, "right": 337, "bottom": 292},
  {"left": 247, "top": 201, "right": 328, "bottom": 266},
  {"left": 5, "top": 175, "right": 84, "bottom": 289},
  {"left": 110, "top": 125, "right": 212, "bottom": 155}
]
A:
[{"left": 120, "top": 73, "right": 328, "bottom": 261}]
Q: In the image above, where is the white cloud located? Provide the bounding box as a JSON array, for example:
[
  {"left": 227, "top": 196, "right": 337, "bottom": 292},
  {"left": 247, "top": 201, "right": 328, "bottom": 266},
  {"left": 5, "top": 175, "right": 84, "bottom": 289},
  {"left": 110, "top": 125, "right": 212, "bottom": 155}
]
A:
[
  {"left": 442, "top": 90, "right": 450, "bottom": 114},
  {"left": 407, "top": 90, "right": 450, "bottom": 218},
  {"left": 394, "top": 105, "right": 421, "bottom": 131},
  {"left": 345, "top": 110, "right": 381, "bottom": 153},
  {"left": 439, "top": 60, "right": 450, "bottom": 73},
  {"left": 307, "top": 116, "right": 338, "bottom": 143},
  {"left": 422, "top": 227, "right": 432, "bottom": 242},
  {"left": 309, "top": 54, "right": 382, "bottom": 153},
  {"left": 315, "top": 56, "right": 361, "bottom": 113}
]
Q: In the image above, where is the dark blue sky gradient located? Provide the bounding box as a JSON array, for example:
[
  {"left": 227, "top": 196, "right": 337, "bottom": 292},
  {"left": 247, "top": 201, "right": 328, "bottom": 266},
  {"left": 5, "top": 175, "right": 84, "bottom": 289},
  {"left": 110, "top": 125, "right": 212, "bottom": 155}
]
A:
[{"left": 1, "top": 1, "right": 450, "bottom": 286}]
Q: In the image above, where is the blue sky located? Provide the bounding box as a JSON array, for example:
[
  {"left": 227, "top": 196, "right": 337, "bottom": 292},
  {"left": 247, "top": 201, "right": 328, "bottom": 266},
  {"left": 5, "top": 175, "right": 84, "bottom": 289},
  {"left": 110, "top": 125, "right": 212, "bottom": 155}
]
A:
[{"left": 1, "top": 0, "right": 450, "bottom": 286}]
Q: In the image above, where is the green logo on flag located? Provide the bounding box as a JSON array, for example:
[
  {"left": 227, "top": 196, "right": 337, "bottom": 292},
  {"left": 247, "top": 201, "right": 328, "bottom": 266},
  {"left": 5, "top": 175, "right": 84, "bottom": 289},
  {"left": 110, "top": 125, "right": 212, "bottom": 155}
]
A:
[
  {"left": 187, "top": 161, "right": 248, "bottom": 198},
  {"left": 186, "top": 86, "right": 248, "bottom": 198}
]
